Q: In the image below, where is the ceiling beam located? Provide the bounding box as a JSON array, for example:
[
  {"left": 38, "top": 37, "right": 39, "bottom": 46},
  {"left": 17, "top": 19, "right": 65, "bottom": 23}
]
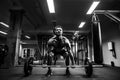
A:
[
  {"left": 94, "top": 10, "right": 120, "bottom": 14},
  {"left": 94, "top": 10, "right": 120, "bottom": 23}
]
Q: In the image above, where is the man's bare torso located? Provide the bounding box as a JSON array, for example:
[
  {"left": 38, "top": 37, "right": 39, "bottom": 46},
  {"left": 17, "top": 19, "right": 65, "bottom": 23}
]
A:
[{"left": 48, "top": 36, "right": 71, "bottom": 53}]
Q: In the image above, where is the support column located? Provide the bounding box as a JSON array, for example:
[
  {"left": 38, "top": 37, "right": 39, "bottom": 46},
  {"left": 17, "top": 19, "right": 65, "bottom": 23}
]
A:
[
  {"left": 5, "top": 7, "right": 24, "bottom": 67},
  {"left": 92, "top": 13, "right": 103, "bottom": 64}
]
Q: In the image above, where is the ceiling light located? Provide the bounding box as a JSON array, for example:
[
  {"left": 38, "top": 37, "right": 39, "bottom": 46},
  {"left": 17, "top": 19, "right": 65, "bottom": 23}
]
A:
[
  {"left": 47, "top": 0, "right": 55, "bottom": 13},
  {"left": 86, "top": 1, "right": 100, "bottom": 15},
  {"left": 25, "top": 35, "right": 30, "bottom": 39},
  {"left": 0, "top": 31, "right": 7, "bottom": 35},
  {"left": 79, "top": 22, "right": 86, "bottom": 28},
  {"left": 0, "top": 22, "right": 9, "bottom": 28}
]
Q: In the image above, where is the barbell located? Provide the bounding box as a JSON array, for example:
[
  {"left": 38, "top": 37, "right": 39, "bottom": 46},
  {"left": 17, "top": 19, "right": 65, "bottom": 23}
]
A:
[{"left": 23, "top": 57, "right": 93, "bottom": 77}]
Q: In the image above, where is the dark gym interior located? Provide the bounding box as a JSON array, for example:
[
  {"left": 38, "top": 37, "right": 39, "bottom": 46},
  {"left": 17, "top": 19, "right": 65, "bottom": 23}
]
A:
[{"left": 0, "top": 0, "right": 120, "bottom": 80}]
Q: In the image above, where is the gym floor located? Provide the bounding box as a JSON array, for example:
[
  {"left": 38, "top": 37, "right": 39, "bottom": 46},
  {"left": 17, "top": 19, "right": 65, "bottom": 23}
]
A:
[{"left": 0, "top": 66, "right": 120, "bottom": 80}]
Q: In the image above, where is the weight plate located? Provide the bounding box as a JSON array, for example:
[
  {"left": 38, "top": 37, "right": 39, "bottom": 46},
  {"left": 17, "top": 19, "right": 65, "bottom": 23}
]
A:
[{"left": 85, "top": 62, "right": 93, "bottom": 77}]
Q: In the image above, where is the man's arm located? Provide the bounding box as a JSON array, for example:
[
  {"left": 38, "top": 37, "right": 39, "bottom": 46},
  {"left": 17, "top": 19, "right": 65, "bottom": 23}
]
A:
[
  {"left": 64, "top": 37, "right": 71, "bottom": 50},
  {"left": 47, "top": 38, "right": 54, "bottom": 54},
  {"left": 43, "top": 38, "right": 55, "bottom": 65},
  {"left": 61, "top": 36, "right": 73, "bottom": 54},
  {"left": 64, "top": 37, "right": 75, "bottom": 65}
]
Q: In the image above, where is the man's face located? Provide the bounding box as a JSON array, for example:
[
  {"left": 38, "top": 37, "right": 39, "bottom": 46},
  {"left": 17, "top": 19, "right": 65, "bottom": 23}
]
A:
[{"left": 54, "top": 27, "right": 63, "bottom": 36}]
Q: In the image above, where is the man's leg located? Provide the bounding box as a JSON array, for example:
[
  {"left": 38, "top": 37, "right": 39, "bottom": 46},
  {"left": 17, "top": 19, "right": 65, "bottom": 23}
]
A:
[
  {"left": 63, "top": 52, "right": 71, "bottom": 76},
  {"left": 46, "top": 54, "right": 53, "bottom": 76}
]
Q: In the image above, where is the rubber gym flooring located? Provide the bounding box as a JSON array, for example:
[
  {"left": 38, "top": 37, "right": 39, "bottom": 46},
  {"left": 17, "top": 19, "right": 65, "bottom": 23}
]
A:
[{"left": 0, "top": 65, "right": 120, "bottom": 80}]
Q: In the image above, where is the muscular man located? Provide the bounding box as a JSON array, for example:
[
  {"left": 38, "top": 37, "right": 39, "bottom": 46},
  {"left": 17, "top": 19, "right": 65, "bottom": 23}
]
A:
[{"left": 45, "top": 25, "right": 75, "bottom": 76}]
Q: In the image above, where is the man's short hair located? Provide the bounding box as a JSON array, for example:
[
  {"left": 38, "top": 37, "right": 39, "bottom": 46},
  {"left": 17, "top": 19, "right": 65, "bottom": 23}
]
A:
[{"left": 54, "top": 25, "right": 62, "bottom": 30}]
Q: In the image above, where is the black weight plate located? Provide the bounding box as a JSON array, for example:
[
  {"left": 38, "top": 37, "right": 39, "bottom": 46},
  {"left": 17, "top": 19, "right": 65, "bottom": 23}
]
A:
[
  {"left": 24, "top": 62, "right": 30, "bottom": 75},
  {"left": 85, "top": 62, "right": 93, "bottom": 77}
]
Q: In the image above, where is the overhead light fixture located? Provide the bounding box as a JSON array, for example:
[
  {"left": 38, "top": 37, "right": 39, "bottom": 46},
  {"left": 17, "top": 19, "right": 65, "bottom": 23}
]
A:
[
  {"left": 86, "top": 1, "right": 100, "bottom": 15},
  {"left": 25, "top": 35, "right": 30, "bottom": 39},
  {"left": 79, "top": 22, "right": 86, "bottom": 28},
  {"left": 0, "top": 31, "right": 7, "bottom": 35},
  {"left": 47, "top": 0, "right": 55, "bottom": 13},
  {"left": 0, "top": 22, "right": 9, "bottom": 28}
]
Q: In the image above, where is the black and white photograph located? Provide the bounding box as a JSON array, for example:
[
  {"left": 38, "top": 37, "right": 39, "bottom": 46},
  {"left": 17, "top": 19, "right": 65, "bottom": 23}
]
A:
[{"left": 0, "top": 0, "right": 120, "bottom": 80}]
